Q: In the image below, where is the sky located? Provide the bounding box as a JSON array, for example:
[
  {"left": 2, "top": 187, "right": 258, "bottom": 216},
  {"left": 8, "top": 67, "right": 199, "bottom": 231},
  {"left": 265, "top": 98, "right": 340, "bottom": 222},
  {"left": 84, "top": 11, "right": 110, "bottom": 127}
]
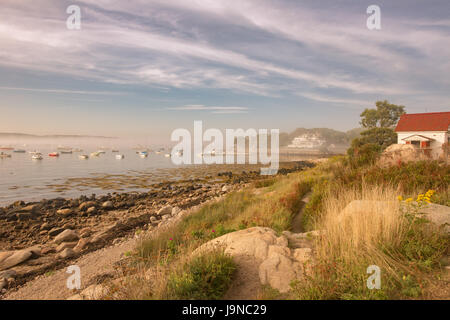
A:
[{"left": 0, "top": 0, "right": 449, "bottom": 143}]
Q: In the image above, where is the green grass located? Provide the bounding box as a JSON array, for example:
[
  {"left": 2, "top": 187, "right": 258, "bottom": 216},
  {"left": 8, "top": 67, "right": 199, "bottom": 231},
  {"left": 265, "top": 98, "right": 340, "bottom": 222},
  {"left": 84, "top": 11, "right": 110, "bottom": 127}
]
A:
[{"left": 166, "top": 250, "right": 236, "bottom": 300}]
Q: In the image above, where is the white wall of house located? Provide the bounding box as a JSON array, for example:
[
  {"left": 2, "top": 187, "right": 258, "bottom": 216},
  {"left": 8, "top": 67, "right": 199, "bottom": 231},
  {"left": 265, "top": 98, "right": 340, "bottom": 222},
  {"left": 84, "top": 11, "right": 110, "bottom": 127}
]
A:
[{"left": 397, "top": 131, "right": 448, "bottom": 158}]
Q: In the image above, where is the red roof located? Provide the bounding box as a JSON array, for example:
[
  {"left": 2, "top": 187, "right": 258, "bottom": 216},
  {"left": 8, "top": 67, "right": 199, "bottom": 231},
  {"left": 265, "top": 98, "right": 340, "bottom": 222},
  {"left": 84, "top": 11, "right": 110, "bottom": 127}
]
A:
[{"left": 395, "top": 112, "right": 450, "bottom": 132}]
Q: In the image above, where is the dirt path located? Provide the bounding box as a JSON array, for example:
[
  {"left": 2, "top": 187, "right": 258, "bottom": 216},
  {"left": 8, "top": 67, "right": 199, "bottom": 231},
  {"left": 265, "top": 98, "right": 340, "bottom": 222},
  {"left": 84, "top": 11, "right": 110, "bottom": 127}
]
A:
[{"left": 291, "top": 192, "right": 311, "bottom": 233}]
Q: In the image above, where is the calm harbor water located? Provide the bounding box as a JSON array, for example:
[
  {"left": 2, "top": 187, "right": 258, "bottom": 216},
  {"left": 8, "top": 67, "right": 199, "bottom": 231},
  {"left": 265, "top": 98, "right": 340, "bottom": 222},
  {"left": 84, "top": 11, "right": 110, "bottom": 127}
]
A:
[{"left": 0, "top": 148, "right": 178, "bottom": 206}]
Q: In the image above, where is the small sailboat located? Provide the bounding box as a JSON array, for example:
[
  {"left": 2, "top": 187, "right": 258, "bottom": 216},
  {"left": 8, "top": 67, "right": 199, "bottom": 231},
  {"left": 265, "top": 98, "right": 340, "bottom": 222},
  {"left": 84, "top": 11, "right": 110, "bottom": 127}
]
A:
[
  {"left": 32, "top": 153, "right": 43, "bottom": 160},
  {"left": 116, "top": 154, "right": 125, "bottom": 160},
  {"left": 138, "top": 151, "right": 148, "bottom": 158},
  {"left": 90, "top": 152, "right": 101, "bottom": 157},
  {"left": 48, "top": 152, "right": 60, "bottom": 157},
  {"left": 79, "top": 154, "right": 89, "bottom": 160},
  {"left": 164, "top": 153, "right": 171, "bottom": 158},
  {"left": 0, "top": 152, "right": 11, "bottom": 158}
]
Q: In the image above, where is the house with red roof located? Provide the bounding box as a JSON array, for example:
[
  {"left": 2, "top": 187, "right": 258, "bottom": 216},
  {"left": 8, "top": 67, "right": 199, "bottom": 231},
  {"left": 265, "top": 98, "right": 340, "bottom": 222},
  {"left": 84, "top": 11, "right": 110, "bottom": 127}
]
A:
[{"left": 395, "top": 112, "right": 450, "bottom": 159}]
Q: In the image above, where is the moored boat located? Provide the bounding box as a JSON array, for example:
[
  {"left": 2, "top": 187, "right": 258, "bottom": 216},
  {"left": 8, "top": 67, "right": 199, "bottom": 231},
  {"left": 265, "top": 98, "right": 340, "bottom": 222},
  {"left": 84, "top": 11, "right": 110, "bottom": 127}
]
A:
[
  {"left": 13, "top": 149, "right": 26, "bottom": 153},
  {"left": 116, "top": 154, "right": 125, "bottom": 159},
  {"left": 48, "top": 152, "right": 60, "bottom": 157},
  {"left": 90, "top": 152, "right": 101, "bottom": 157},
  {"left": 79, "top": 154, "right": 89, "bottom": 160},
  {"left": 0, "top": 152, "right": 11, "bottom": 158},
  {"left": 32, "top": 153, "right": 43, "bottom": 160}
]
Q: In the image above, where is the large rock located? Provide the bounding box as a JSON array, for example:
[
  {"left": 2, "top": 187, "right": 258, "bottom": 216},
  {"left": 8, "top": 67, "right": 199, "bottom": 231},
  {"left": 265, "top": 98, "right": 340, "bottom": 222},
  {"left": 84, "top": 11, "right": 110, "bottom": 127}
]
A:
[
  {"left": 378, "top": 144, "right": 428, "bottom": 167},
  {"left": 417, "top": 203, "right": 450, "bottom": 234},
  {"left": 0, "top": 251, "right": 14, "bottom": 264},
  {"left": 79, "top": 201, "right": 96, "bottom": 211},
  {"left": 57, "top": 208, "right": 73, "bottom": 216},
  {"left": 157, "top": 205, "right": 172, "bottom": 216},
  {"left": 58, "top": 248, "right": 75, "bottom": 259},
  {"left": 54, "top": 229, "right": 79, "bottom": 244},
  {"left": 56, "top": 242, "right": 78, "bottom": 253},
  {"left": 102, "top": 201, "right": 114, "bottom": 209},
  {"left": 0, "top": 250, "right": 33, "bottom": 271},
  {"left": 194, "top": 227, "right": 314, "bottom": 293}
]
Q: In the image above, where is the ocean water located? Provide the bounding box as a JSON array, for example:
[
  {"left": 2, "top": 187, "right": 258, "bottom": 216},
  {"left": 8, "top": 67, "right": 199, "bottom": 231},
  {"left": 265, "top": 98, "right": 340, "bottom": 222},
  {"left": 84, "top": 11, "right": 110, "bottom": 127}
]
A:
[{"left": 0, "top": 148, "right": 177, "bottom": 206}]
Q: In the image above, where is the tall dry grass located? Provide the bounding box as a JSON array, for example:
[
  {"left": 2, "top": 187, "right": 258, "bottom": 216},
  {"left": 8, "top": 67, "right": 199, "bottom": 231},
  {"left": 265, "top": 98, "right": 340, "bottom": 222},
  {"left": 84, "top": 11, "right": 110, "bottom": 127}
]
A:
[{"left": 317, "top": 184, "right": 404, "bottom": 267}]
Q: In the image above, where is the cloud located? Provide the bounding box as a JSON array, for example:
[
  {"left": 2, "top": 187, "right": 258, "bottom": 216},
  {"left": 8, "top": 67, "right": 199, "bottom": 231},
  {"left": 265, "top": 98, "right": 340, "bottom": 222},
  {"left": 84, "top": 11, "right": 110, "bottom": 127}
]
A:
[
  {"left": 0, "top": 0, "right": 448, "bottom": 114},
  {"left": 167, "top": 105, "right": 248, "bottom": 114},
  {"left": 0, "top": 86, "right": 125, "bottom": 95}
]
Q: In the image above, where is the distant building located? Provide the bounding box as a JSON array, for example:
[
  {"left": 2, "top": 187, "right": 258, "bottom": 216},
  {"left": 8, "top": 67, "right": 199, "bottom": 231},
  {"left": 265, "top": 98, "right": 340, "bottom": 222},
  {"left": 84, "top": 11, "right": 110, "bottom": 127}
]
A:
[
  {"left": 288, "top": 134, "right": 325, "bottom": 149},
  {"left": 395, "top": 112, "right": 450, "bottom": 159}
]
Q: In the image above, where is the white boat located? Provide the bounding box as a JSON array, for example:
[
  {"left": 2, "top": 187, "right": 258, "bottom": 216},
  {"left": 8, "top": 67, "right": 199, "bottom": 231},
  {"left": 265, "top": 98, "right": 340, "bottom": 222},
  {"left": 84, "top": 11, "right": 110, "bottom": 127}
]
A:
[
  {"left": 116, "top": 154, "right": 125, "bottom": 159},
  {"left": 73, "top": 148, "right": 83, "bottom": 152},
  {"left": 90, "top": 152, "right": 101, "bottom": 157},
  {"left": 32, "top": 154, "right": 43, "bottom": 160},
  {"left": 164, "top": 153, "right": 171, "bottom": 158},
  {"left": 29, "top": 150, "right": 39, "bottom": 154},
  {"left": 79, "top": 154, "right": 89, "bottom": 160}
]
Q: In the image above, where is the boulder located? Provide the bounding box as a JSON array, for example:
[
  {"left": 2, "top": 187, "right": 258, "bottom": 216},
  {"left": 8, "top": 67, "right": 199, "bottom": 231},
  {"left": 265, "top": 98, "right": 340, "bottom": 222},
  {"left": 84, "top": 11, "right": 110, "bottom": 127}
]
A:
[
  {"left": 0, "top": 269, "right": 16, "bottom": 280},
  {"left": 58, "top": 248, "right": 75, "bottom": 259},
  {"left": 102, "top": 201, "right": 114, "bottom": 209},
  {"left": 0, "top": 251, "right": 13, "bottom": 264},
  {"left": 79, "top": 201, "right": 96, "bottom": 211},
  {"left": 0, "top": 250, "right": 33, "bottom": 271},
  {"left": 378, "top": 144, "right": 428, "bottom": 167},
  {"left": 194, "top": 227, "right": 314, "bottom": 293},
  {"left": 20, "top": 204, "right": 39, "bottom": 212},
  {"left": 86, "top": 207, "right": 97, "bottom": 215},
  {"left": 73, "top": 238, "right": 90, "bottom": 252},
  {"left": 157, "top": 205, "right": 172, "bottom": 216},
  {"left": 417, "top": 203, "right": 450, "bottom": 234},
  {"left": 56, "top": 242, "right": 78, "bottom": 252},
  {"left": 57, "top": 208, "right": 73, "bottom": 216},
  {"left": 54, "top": 229, "right": 79, "bottom": 244}
]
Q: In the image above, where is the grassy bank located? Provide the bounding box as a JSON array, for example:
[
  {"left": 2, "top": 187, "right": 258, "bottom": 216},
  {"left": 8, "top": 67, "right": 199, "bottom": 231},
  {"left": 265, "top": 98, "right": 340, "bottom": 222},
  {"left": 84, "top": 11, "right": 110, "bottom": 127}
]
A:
[{"left": 113, "top": 158, "right": 449, "bottom": 300}]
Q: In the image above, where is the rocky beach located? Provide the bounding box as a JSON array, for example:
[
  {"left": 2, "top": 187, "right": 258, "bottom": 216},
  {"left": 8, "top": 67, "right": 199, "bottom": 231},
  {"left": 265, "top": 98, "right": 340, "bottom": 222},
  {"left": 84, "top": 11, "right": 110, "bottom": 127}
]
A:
[{"left": 0, "top": 161, "right": 314, "bottom": 297}]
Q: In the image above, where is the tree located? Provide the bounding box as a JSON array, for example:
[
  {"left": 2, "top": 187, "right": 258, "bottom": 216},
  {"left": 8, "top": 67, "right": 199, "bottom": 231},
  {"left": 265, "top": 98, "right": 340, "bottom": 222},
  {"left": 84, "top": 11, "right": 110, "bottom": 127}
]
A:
[
  {"left": 357, "top": 127, "right": 397, "bottom": 150},
  {"left": 360, "top": 100, "right": 405, "bottom": 129}
]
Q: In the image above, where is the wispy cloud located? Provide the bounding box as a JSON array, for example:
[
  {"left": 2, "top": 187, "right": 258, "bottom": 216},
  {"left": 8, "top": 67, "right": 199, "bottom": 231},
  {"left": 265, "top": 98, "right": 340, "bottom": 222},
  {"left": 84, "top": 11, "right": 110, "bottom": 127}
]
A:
[
  {"left": 167, "top": 105, "right": 248, "bottom": 114},
  {"left": 0, "top": 86, "right": 125, "bottom": 95}
]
